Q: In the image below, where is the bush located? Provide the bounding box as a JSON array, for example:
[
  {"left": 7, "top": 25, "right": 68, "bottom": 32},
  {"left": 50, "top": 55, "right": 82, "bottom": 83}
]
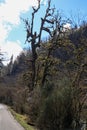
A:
[
  {"left": 36, "top": 84, "right": 74, "bottom": 130},
  {"left": 37, "top": 92, "right": 64, "bottom": 130},
  {"left": 27, "top": 87, "right": 41, "bottom": 125}
]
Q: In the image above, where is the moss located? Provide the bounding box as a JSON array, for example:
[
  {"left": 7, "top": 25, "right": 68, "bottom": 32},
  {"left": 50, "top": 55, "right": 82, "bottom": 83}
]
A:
[{"left": 9, "top": 108, "right": 35, "bottom": 130}]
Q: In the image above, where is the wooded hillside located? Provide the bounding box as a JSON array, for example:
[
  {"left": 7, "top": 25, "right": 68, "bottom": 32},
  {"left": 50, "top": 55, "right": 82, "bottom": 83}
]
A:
[{"left": 0, "top": 0, "right": 87, "bottom": 130}]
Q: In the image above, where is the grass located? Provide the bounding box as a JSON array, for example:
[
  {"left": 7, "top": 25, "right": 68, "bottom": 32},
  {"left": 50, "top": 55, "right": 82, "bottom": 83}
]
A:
[{"left": 9, "top": 108, "right": 36, "bottom": 130}]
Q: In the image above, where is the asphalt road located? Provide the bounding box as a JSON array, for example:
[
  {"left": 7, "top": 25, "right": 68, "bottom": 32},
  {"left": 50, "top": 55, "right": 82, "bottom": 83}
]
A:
[{"left": 0, "top": 104, "right": 25, "bottom": 130}]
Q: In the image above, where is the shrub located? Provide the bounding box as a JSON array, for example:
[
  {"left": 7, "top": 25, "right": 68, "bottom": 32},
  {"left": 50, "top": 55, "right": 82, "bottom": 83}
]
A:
[{"left": 36, "top": 84, "right": 74, "bottom": 130}]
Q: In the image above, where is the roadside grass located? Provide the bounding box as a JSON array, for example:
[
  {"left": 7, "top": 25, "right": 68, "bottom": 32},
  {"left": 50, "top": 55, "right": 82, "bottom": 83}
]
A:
[{"left": 9, "top": 108, "right": 36, "bottom": 130}]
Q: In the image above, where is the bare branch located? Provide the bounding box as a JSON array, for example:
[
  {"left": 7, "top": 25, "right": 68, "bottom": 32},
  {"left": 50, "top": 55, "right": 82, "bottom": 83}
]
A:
[{"left": 42, "top": 27, "right": 52, "bottom": 36}]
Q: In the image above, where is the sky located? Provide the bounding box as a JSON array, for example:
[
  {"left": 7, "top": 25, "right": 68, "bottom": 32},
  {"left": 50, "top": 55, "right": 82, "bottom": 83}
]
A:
[{"left": 0, "top": 0, "right": 87, "bottom": 65}]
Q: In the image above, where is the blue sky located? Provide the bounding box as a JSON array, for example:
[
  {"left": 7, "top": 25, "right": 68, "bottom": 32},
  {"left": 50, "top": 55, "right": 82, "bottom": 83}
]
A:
[
  {"left": 0, "top": 0, "right": 87, "bottom": 64},
  {"left": 55, "top": 0, "right": 87, "bottom": 14}
]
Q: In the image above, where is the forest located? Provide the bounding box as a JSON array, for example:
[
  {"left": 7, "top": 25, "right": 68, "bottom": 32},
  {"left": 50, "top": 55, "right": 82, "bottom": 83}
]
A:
[{"left": 0, "top": 0, "right": 87, "bottom": 130}]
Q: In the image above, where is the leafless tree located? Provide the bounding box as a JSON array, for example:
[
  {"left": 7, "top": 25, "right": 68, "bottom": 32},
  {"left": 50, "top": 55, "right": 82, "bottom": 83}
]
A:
[{"left": 23, "top": 0, "right": 58, "bottom": 90}]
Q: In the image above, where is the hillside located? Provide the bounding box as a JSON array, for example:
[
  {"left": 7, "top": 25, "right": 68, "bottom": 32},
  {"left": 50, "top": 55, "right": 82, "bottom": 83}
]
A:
[{"left": 0, "top": 0, "right": 87, "bottom": 128}]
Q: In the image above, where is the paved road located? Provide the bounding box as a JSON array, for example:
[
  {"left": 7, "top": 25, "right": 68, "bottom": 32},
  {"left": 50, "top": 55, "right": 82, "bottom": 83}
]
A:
[{"left": 0, "top": 104, "right": 25, "bottom": 130}]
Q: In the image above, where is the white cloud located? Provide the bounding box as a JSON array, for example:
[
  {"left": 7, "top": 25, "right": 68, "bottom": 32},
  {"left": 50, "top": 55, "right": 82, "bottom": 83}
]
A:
[
  {"left": 0, "top": 22, "right": 11, "bottom": 43},
  {"left": 0, "top": 0, "right": 38, "bottom": 42},
  {"left": 1, "top": 41, "right": 22, "bottom": 58},
  {"left": 63, "top": 23, "right": 71, "bottom": 29},
  {"left": 1, "top": 41, "right": 23, "bottom": 65},
  {"left": 41, "top": 0, "right": 48, "bottom": 5},
  {"left": 63, "top": 23, "right": 71, "bottom": 31},
  {"left": 0, "top": 0, "right": 39, "bottom": 65},
  {"left": 0, "top": 0, "right": 47, "bottom": 65},
  {"left": 0, "top": 0, "right": 38, "bottom": 25}
]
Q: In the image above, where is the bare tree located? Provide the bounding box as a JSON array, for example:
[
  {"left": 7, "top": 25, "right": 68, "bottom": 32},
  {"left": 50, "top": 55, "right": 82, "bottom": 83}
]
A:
[{"left": 23, "top": 0, "right": 57, "bottom": 90}]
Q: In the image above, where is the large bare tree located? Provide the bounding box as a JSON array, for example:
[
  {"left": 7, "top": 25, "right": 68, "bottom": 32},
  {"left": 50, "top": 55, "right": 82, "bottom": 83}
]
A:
[{"left": 23, "top": 0, "right": 58, "bottom": 90}]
